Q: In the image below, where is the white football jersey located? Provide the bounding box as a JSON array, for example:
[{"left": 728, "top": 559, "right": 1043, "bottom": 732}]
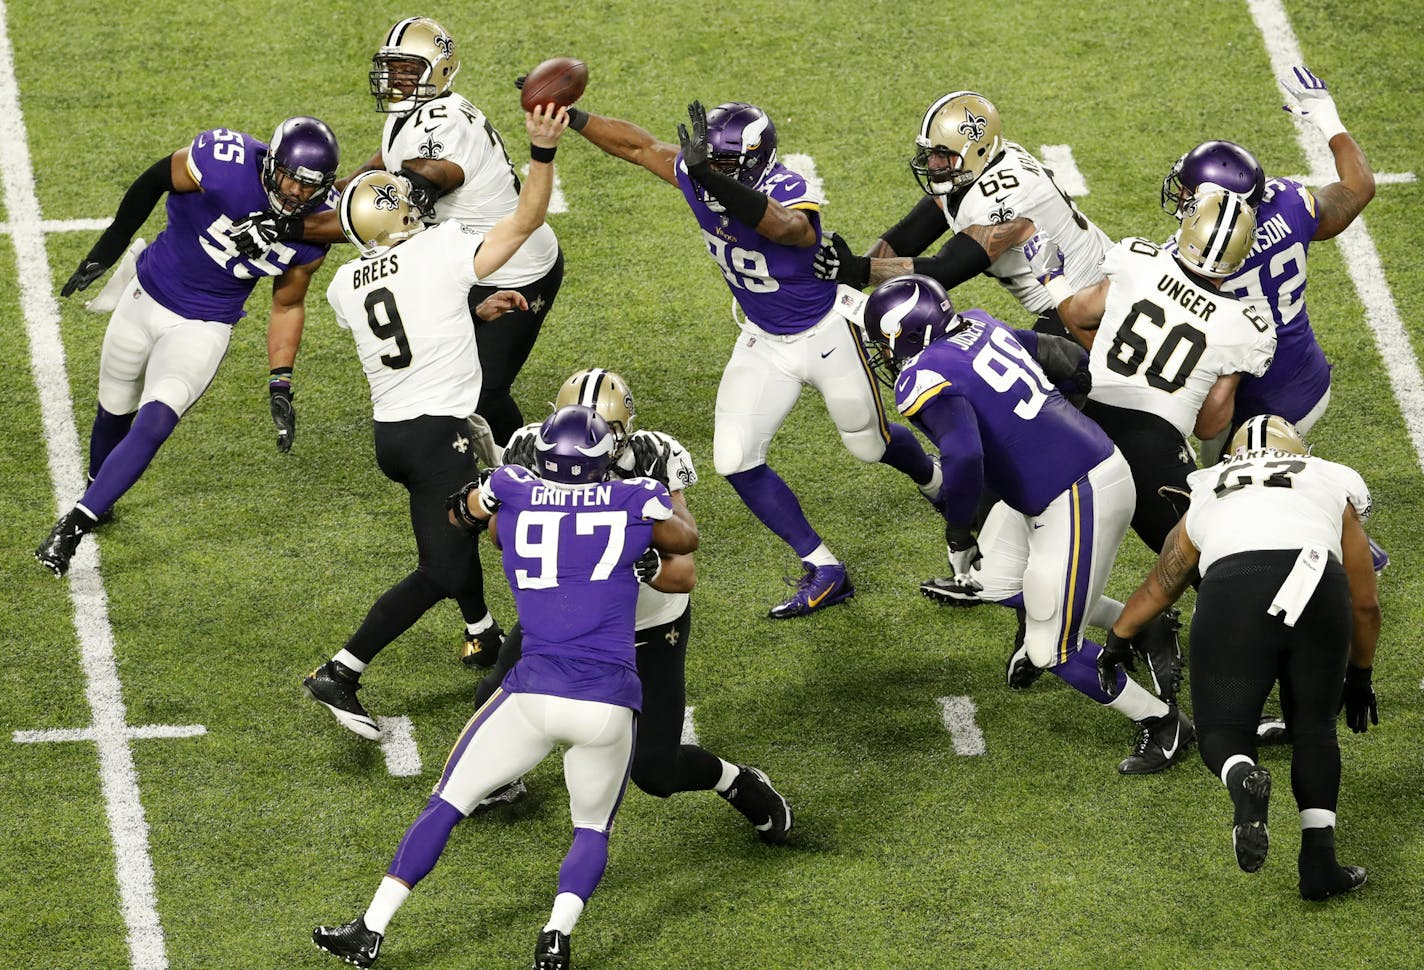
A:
[
  {"left": 938, "top": 141, "right": 1112, "bottom": 313},
  {"left": 503, "top": 426, "right": 698, "bottom": 630},
  {"left": 1088, "top": 238, "right": 1276, "bottom": 437},
  {"left": 382, "top": 92, "right": 558, "bottom": 287},
  {"left": 1185, "top": 450, "right": 1371, "bottom": 573},
  {"left": 327, "top": 221, "right": 485, "bottom": 422}
]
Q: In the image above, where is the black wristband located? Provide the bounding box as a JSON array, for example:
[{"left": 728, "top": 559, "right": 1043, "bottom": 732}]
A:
[
  {"left": 566, "top": 107, "right": 590, "bottom": 131},
  {"left": 530, "top": 144, "right": 557, "bottom": 163},
  {"left": 912, "top": 231, "right": 993, "bottom": 290},
  {"left": 686, "top": 163, "right": 770, "bottom": 227}
]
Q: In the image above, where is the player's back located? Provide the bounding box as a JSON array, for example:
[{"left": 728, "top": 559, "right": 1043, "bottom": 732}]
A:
[
  {"left": 1089, "top": 238, "right": 1276, "bottom": 437},
  {"left": 325, "top": 220, "right": 484, "bottom": 421},
  {"left": 896, "top": 309, "right": 1112, "bottom": 514}
]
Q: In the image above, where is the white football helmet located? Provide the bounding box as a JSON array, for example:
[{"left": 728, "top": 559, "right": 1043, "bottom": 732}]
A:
[
  {"left": 555, "top": 368, "right": 636, "bottom": 457},
  {"left": 338, "top": 171, "right": 426, "bottom": 258},
  {"left": 370, "top": 17, "right": 461, "bottom": 114},
  {"left": 1174, "top": 189, "right": 1256, "bottom": 278},
  {"left": 911, "top": 91, "right": 1003, "bottom": 195}
]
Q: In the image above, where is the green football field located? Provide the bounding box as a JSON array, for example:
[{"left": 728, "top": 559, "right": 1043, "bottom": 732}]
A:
[{"left": 3, "top": 1, "right": 1422, "bottom": 967}]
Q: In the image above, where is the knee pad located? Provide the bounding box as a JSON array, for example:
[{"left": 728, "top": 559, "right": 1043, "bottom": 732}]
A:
[
  {"left": 144, "top": 376, "right": 199, "bottom": 417},
  {"left": 714, "top": 425, "right": 758, "bottom": 476},
  {"left": 1021, "top": 560, "right": 1065, "bottom": 668},
  {"left": 839, "top": 425, "right": 888, "bottom": 463}
]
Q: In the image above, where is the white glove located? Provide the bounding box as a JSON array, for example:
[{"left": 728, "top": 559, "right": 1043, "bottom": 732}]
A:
[
  {"left": 1022, "top": 231, "right": 1064, "bottom": 285},
  {"left": 1280, "top": 65, "right": 1346, "bottom": 141}
]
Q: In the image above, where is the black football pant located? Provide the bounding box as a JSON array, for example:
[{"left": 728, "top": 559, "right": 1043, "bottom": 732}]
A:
[
  {"left": 1190, "top": 550, "right": 1352, "bottom": 814},
  {"left": 1083, "top": 399, "right": 1194, "bottom": 553},
  {"left": 473, "top": 607, "right": 723, "bottom": 797},
  {"left": 342, "top": 416, "right": 490, "bottom": 665},
  {"left": 469, "top": 247, "right": 564, "bottom": 446}
]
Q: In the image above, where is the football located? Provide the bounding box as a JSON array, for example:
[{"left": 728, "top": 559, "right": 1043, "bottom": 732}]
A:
[{"left": 519, "top": 57, "right": 588, "bottom": 112}]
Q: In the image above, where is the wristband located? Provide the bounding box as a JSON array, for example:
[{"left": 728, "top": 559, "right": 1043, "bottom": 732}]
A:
[
  {"left": 530, "top": 144, "right": 557, "bottom": 164},
  {"left": 566, "top": 107, "right": 590, "bottom": 131}
]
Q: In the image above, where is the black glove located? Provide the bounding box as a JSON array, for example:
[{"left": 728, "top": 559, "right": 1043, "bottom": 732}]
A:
[
  {"left": 1340, "top": 665, "right": 1379, "bottom": 733},
  {"left": 677, "top": 100, "right": 711, "bottom": 171},
  {"left": 514, "top": 73, "right": 527, "bottom": 89},
  {"left": 633, "top": 548, "right": 663, "bottom": 585},
  {"left": 826, "top": 232, "right": 870, "bottom": 289},
  {"left": 503, "top": 431, "right": 538, "bottom": 470},
  {"left": 1069, "top": 358, "right": 1092, "bottom": 396},
  {"left": 61, "top": 259, "right": 107, "bottom": 297},
  {"left": 269, "top": 384, "right": 296, "bottom": 453},
  {"left": 629, "top": 431, "right": 671, "bottom": 485},
  {"left": 229, "top": 211, "right": 304, "bottom": 259},
  {"left": 1097, "top": 630, "right": 1137, "bottom": 695}
]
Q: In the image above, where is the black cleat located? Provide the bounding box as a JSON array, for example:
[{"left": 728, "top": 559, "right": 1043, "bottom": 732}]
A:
[
  {"left": 919, "top": 574, "right": 982, "bottom": 607},
  {"left": 313, "top": 915, "right": 383, "bottom": 967},
  {"left": 721, "top": 765, "right": 793, "bottom": 844},
  {"left": 1300, "top": 862, "right": 1367, "bottom": 901},
  {"left": 460, "top": 619, "right": 504, "bottom": 668},
  {"left": 35, "top": 507, "right": 97, "bottom": 577},
  {"left": 1118, "top": 705, "right": 1194, "bottom": 775},
  {"left": 1132, "top": 608, "right": 1183, "bottom": 703},
  {"left": 533, "top": 928, "right": 570, "bottom": 970},
  {"left": 1005, "top": 641, "right": 1043, "bottom": 691},
  {"left": 1229, "top": 764, "right": 1272, "bottom": 873},
  {"left": 304, "top": 661, "right": 380, "bottom": 740}
]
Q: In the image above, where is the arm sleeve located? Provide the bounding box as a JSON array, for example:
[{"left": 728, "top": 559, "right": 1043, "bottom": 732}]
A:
[
  {"left": 1026, "top": 331, "right": 1089, "bottom": 386},
  {"left": 879, "top": 194, "right": 950, "bottom": 257},
  {"left": 914, "top": 394, "right": 984, "bottom": 526},
  {"left": 911, "top": 231, "right": 992, "bottom": 289},
  {"left": 83, "top": 156, "right": 175, "bottom": 268}
]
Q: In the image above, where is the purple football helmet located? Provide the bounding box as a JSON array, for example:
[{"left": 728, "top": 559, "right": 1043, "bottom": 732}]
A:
[
  {"left": 697, "top": 102, "right": 778, "bottom": 206},
  {"left": 263, "top": 116, "right": 340, "bottom": 216},
  {"left": 1161, "top": 140, "right": 1265, "bottom": 217},
  {"left": 863, "top": 274, "right": 957, "bottom": 383},
  {"left": 534, "top": 405, "right": 616, "bottom": 485}
]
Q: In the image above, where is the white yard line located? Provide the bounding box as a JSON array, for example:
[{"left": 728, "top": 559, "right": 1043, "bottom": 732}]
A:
[
  {"left": 0, "top": 216, "right": 111, "bottom": 234},
  {"left": 1247, "top": 0, "right": 1424, "bottom": 471},
  {"left": 375, "top": 716, "right": 423, "bottom": 777},
  {"left": 937, "top": 696, "right": 986, "bottom": 756},
  {"left": 1, "top": 5, "right": 193, "bottom": 968},
  {"left": 680, "top": 706, "right": 699, "bottom": 746}
]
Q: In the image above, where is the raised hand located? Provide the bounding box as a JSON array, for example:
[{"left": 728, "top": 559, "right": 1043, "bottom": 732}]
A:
[
  {"left": 678, "top": 100, "right": 711, "bottom": 170},
  {"left": 1280, "top": 65, "right": 1346, "bottom": 139}
]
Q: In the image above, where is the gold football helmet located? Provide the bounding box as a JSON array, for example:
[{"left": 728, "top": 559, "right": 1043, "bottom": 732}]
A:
[
  {"left": 370, "top": 17, "right": 461, "bottom": 113},
  {"left": 1174, "top": 189, "right": 1257, "bottom": 278},
  {"left": 338, "top": 171, "right": 426, "bottom": 258},
  {"left": 911, "top": 91, "right": 1003, "bottom": 196},
  {"left": 1229, "top": 414, "right": 1308, "bottom": 456},
  {"left": 555, "top": 369, "right": 636, "bottom": 456}
]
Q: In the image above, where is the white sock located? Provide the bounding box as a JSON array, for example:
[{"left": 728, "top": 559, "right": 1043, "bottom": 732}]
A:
[
  {"left": 466, "top": 612, "right": 495, "bottom": 635},
  {"left": 1106, "top": 678, "right": 1169, "bottom": 721},
  {"left": 918, "top": 461, "right": 943, "bottom": 499},
  {"left": 714, "top": 759, "right": 740, "bottom": 793},
  {"left": 544, "top": 892, "right": 585, "bottom": 935},
  {"left": 334, "top": 649, "right": 367, "bottom": 674},
  {"left": 1300, "top": 808, "right": 1337, "bottom": 830},
  {"left": 1086, "top": 596, "right": 1125, "bottom": 630},
  {"left": 364, "top": 876, "right": 411, "bottom": 935},
  {"left": 803, "top": 544, "right": 838, "bottom": 567},
  {"left": 1219, "top": 754, "right": 1255, "bottom": 787}
]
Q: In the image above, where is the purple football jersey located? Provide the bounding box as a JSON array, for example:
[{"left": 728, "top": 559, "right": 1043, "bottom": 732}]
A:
[
  {"left": 136, "top": 128, "right": 331, "bottom": 324},
  {"left": 675, "top": 157, "right": 835, "bottom": 334},
  {"left": 488, "top": 465, "right": 674, "bottom": 710},
  {"left": 894, "top": 309, "right": 1114, "bottom": 518},
  {"left": 1220, "top": 177, "right": 1328, "bottom": 422}
]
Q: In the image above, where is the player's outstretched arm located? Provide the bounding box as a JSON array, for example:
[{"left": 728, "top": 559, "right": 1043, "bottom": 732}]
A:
[
  {"left": 568, "top": 108, "right": 680, "bottom": 185},
  {"left": 1279, "top": 65, "right": 1375, "bottom": 240},
  {"left": 474, "top": 105, "right": 569, "bottom": 279}
]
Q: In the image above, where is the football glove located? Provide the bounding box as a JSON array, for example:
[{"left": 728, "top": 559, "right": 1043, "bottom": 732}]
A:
[
  {"left": 633, "top": 548, "right": 663, "bottom": 586},
  {"left": 503, "top": 430, "right": 538, "bottom": 470},
  {"left": 815, "top": 232, "right": 870, "bottom": 289},
  {"left": 1097, "top": 629, "right": 1137, "bottom": 695},
  {"left": 629, "top": 430, "right": 672, "bottom": 485},
  {"left": 1280, "top": 65, "right": 1346, "bottom": 140},
  {"left": 61, "top": 259, "right": 107, "bottom": 297},
  {"left": 269, "top": 383, "right": 296, "bottom": 453},
  {"left": 1339, "top": 664, "right": 1379, "bottom": 734},
  {"left": 229, "top": 211, "right": 304, "bottom": 259},
  {"left": 1023, "top": 232, "right": 1065, "bottom": 286},
  {"left": 677, "top": 101, "right": 711, "bottom": 171}
]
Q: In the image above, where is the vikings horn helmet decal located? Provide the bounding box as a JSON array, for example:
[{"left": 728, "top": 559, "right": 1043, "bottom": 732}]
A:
[
  {"left": 535, "top": 405, "right": 617, "bottom": 485},
  {"left": 262, "top": 116, "right": 340, "bottom": 216},
  {"left": 1162, "top": 140, "right": 1266, "bottom": 217},
  {"left": 862, "top": 274, "right": 958, "bottom": 382}
]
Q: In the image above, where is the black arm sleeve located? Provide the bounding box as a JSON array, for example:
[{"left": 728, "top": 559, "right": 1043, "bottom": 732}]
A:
[
  {"left": 84, "top": 155, "right": 175, "bottom": 268},
  {"left": 1034, "top": 332, "right": 1089, "bottom": 385},
  {"left": 397, "top": 166, "right": 447, "bottom": 200},
  {"left": 878, "top": 194, "right": 949, "bottom": 257},
  {"left": 911, "top": 231, "right": 993, "bottom": 290},
  {"left": 685, "top": 163, "right": 769, "bottom": 228}
]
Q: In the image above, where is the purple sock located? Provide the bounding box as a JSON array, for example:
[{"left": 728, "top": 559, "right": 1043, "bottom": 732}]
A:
[
  {"left": 556, "top": 826, "right": 610, "bottom": 901},
  {"left": 725, "top": 465, "right": 821, "bottom": 559},
  {"left": 80, "top": 401, "right": 178, "bottom": 517},
  {"left": 387, "top": 796, "right": 465, "bottom": 887},
  {"left": 88, "top": 404, "right": 136, "bottom": 479},
  {"left": 880, "top": 422, "right": 934, "bottom": 484},
  {"left": 1047, "top": 639, "right": 1123, "bottom": 704}
]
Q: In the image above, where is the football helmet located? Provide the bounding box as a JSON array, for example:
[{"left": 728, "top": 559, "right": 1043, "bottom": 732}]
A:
[
  {"left": 1229, "top": 414, "right": 1308, "bottom": 456},
  {"left": 370, "top": 17, "right": 460, "bottom": 114},
  {"left": 1162, "top": 140, "right": 1265, "bottom": 217},
  {"left": 535, "top": 405, "right": 616, "bottom": 485},
  {"left": 693, "top": 102, "right": 777, "bottom": 210},
  {"left": 555, "top": 369, "right": 636, "bottom": 458},
  {"left": 262, "top": 117, "right": 339, "bottom": 217},
  {"left": 911, "top": 92, "right": 1003, "bottom": 196},
  {"left": 338, "top": 171, "right": 426, "bottom": 258},
  {"left": 862, "top": 274, "right": 957, "bottom": 382},
  {"left": 1173, "top": 189, "right": 1257, "bottom": 279}
]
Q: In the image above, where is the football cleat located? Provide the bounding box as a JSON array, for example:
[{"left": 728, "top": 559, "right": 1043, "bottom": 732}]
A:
[
  {"left": 768, "top": 562, "right": 853, "bottom": 619},
  {"left": 1118, "top": 705, "right": 1194, "bottom": 775},
  {"left": 1005, "top": 641, "right": 1043, "bottom": 691},
  {"left": 304, "top": 661, "right": 381, "bottom": 740},
  {"left": 721, "top": 765, "right": 793, "bottom": 844},
  {"left": 1229, "top": 764, "right": 1272, "bottom": 873},
  {"left": 533, "top": 928, "right": 570, "bottom": 970},
  {"left": 313, "top": 915, "right": 383, "bottom": 968},
  {"left": 919, "top": 575, "right": 982, "bottom": 607},
  {"left": 1132, "top": 608, "right": 1183, "bottom": 703},
  {"left": 460, "top": 619, "right": 505, "bottom": 668},
  {"left": 474, "top": 778, "right": 528, "bottom": 811},
  {"left": 1256, "top": 712, "right": 1290, "bottom": 745},
  {"left": 35, "top": 507, "right": 97, "bottom": 577},
  {"left": 1299, "top": 861, "right": 1367, "bottom": 901}
]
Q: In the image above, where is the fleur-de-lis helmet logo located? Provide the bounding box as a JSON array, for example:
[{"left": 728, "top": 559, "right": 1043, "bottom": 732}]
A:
[
  {"left": 958, "top": 109, "right": 987, "bottom": 142},
  {"left": 434, "top": 34, "right": 453, "bottom": 58},
  {"left": 371, "top": 183, "right": 401, "bottom": 211}
]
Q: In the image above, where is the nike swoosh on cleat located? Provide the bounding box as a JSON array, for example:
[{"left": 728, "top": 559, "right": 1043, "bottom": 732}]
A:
[
  {"left": 807, "top": 584, "right": 838, "bottom": 608},
  {"left": 1160, "top": 725, "right": 1181, "bottom": 760}
]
